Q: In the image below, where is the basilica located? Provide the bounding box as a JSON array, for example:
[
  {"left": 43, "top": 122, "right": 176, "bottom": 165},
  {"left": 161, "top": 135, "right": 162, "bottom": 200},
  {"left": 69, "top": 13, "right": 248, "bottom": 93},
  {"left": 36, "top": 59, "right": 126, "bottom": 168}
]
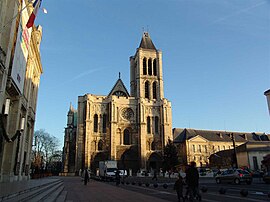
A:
[{"left": 63, "top": 33, "right": 172, "bottom": 175}]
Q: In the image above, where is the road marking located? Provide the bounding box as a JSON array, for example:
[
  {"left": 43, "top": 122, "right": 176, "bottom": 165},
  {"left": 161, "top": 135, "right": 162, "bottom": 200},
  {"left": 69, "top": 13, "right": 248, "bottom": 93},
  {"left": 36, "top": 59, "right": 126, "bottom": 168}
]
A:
[{"left": 207, "top": 192, "right": 268, "bottom": 202}]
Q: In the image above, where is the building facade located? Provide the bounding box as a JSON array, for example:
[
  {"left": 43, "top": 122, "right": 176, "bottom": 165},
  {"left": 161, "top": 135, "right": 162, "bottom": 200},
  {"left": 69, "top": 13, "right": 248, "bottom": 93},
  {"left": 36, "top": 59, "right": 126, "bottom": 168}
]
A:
[
  {"left": 173, "top": 128, "right": 270, "bottom": 168},
  {"left": 0, "top": 0, "right": 43, "bottom": 182},
  {"left": 63, "top": 33, "right": 172, "bottom": 175}
]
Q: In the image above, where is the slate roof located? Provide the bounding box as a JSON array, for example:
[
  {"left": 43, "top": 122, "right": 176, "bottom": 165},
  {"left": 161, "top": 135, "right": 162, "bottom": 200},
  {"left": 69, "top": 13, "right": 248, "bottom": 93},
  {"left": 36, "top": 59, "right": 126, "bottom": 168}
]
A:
[
  {"left": 173, "top": 128, "right": 270, "bottom": 143},
  {"left": 139, "top": 32, "right": 156, "bottom": 50}
]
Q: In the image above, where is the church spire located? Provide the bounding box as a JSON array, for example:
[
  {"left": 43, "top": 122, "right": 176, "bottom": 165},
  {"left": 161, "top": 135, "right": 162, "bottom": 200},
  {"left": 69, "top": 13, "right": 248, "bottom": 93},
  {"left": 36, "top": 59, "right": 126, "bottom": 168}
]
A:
[{"left": 139, "top": 32, "right": 156, "bottom": 50}]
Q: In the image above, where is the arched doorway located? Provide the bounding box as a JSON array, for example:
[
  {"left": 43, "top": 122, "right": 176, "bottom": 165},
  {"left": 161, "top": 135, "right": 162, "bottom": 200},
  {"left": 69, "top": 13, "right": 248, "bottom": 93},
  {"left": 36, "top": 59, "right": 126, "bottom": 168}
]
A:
[
  {"left": 148, "top": 152, "right": 162, "bottom": 170},
  {"left": 91, "top": 152, "right": 108, "bottom": 174},
  {"left": 120, "top": 146, "right": 139, "bottom": 175}
]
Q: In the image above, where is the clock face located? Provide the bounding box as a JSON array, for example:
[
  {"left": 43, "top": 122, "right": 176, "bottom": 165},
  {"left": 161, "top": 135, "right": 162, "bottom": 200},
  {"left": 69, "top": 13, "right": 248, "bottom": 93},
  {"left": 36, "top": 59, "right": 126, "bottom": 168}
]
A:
[
  {"left": 121, "top": 108, "right": 134, "bottom": 120},
  {"left": 113, "top": 91, "right": 126, "bottom": 97}
]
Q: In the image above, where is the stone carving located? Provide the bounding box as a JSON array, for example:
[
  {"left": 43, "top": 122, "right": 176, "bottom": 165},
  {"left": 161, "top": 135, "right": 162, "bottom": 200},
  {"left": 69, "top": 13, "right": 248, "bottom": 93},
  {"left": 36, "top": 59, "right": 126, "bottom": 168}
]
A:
[{"left": 121, "top": 108, "right": 134, "bottom": 120}]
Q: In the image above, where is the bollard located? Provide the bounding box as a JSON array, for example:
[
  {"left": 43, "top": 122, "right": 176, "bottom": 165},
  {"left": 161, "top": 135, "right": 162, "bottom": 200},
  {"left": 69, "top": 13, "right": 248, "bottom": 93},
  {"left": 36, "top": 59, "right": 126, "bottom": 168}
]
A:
[
  {"left": 153, "top": 183, "right": 158, "bottom": 188},
  {"left": 201, "top": 186, "right": 208, "bottom": 193},
  {"left": 163, "top": 183, "right": 168, "bottom": 189},
  {"left": 219, "top": 188, "right": 226, "bottom": 194},
  {"left": 240, "top": 189, "right": 248, "bottom": 197}
]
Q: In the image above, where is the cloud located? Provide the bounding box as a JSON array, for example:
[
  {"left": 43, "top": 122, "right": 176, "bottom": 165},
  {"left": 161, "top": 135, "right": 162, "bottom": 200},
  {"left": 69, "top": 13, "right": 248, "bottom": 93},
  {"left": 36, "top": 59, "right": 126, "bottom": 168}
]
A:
[
  {"left": 211, "top": 1, "right": 267, "bottom": 24},
  {"left": 59, "top": 67, "right": 105, "bottom": 86}
]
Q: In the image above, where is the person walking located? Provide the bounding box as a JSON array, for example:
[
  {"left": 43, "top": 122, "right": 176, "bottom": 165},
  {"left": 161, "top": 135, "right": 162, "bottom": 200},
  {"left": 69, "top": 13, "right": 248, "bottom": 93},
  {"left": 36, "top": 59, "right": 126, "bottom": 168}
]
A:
[
  {"left": 83, "top": 168, "right": 89, "bottom": 185},
  {"left": 115, "top": 169, "right": 120, "bottom": 186},
  {"left": 174, "top": 175, "right": 185, "bottom": 202},
  {"left": 185, "top": 162, "right": 201, "bottom": 201},
  {"left": 152, "top": 169, "right": 158, "bottom": 181}
]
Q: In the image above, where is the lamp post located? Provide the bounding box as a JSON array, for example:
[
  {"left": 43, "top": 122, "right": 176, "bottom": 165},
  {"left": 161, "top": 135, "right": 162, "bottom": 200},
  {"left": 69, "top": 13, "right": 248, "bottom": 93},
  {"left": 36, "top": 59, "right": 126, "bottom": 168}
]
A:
[
  {"left": 231, "top": 133, "right": 238, "bottom": 169},
  {"left": 264, "top": 89, "right": 270, "bottom": 115}
]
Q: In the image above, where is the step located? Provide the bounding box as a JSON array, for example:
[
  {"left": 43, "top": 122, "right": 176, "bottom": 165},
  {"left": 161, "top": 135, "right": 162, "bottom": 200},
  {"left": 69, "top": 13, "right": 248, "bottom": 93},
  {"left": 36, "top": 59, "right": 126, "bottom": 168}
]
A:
[
  {"left": 27, "top": 182, "right": 63, "bottom": 202},
  {"left": 3, "top": 180, "right": 62, "bottom": 202},
  {"left": 56, "top": 190, "right": 67, "bottom": 202},
  {"left": 43, "top": 185, "right": 64, "bottom": 202}
]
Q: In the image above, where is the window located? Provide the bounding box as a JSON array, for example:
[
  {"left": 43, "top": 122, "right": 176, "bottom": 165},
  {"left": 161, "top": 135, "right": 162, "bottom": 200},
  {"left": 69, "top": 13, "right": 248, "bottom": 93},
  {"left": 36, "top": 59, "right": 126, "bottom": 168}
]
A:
[
  {"left": 94, "top": 114, "right": 98, "bottom": 132},
  {"left": 153, "top": 81, "right": 157, "bottom": 99},
  {"left": 253, "top": 156, "right": 258, "bottom": 170},
  {"left": 147, "top": 116, "right": 151, "bottom": 134},
  {"left": 192, "top": 145, "right": 195, "bottom": 152},
  {"left": 143, "top": 58, "right": 147, "bottom": 75},
  {"left": 205, "top": 145, "right": 207, "bottom": 153},
  {"left": 218, "top": 146, "right": 220, "bottom": 151},
  {"left": 198, "top": 145, "right": 201, "bottom": 152},
  {"left": 153, "top": 59, "right": 157, "bottom": 76},
  {"left": 148, "top": 58, "right": 152, "bottom": 75},
  {"left": 154, "top": 116, "right": 159, "bottom": 134},
  {"left": 145, "top": 81, "right": 149, "bottom": 99},
  {"left": 98, "top": 140, "right": 103, "bottom": 150},
  {"left": 124, "top": 129, "right": 130, "bottom": 145},
  {"left": 223, "top": 146, "right": 226, "bottom": 150},
  {"left": 151, "top": 142, "right": 155, "bottom": 150},
  {"left": 102, "top": 114, "right": 106, "bottom": 133}
]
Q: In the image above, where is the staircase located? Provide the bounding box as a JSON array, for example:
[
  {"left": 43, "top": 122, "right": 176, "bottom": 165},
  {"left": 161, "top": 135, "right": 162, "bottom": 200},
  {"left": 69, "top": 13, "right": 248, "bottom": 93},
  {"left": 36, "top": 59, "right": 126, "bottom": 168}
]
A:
[{"left": 0, "top": 179, "right": 67, "bottom": 202}]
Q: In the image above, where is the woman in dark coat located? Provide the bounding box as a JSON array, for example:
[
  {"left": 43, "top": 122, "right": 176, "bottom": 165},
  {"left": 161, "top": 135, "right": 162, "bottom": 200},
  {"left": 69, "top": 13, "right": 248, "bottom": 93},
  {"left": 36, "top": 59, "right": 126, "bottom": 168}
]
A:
[
  {"left": 174, "top": 175, "right": 185, "bottom": 202},
  {"left": 84, "top": 169, "right": 89, "bottom": 185}
]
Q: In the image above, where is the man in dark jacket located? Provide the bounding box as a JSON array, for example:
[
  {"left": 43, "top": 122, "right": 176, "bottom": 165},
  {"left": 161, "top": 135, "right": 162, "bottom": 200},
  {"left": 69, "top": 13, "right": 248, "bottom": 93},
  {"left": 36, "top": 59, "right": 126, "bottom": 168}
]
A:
[{"left": 185, "top": 162, "right": 201, "bottom": 201}]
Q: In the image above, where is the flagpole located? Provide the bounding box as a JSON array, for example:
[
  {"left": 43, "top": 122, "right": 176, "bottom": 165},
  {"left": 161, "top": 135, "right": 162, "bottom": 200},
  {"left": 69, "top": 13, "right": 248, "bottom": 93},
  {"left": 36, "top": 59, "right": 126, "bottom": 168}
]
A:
[{"left": 0, "top": 1, "right": 33, "bottom": 34}]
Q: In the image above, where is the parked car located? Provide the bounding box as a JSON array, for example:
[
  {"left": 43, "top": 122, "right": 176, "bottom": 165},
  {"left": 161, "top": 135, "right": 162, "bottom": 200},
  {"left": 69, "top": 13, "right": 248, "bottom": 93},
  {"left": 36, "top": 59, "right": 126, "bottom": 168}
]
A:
[
  {"left": 263, "top": 171, "right": 270, "bottom": 184},
  {"left": 215, "top": 169, "right": 252, "bottom": 185},
  {"left": 119, "top": 169, "right": 128, "bottom": 176}
]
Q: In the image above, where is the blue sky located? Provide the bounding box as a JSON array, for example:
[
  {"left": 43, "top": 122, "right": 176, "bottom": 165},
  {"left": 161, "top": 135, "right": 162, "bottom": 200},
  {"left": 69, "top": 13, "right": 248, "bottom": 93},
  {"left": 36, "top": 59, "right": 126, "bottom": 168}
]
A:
[{"left": 35, "top": 0, "right": 270, "bottom": 148}]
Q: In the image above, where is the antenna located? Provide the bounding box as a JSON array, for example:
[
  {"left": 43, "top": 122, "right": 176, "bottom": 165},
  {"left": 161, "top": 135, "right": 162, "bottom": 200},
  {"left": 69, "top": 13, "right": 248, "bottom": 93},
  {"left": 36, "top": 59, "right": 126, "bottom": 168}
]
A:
[{"left": 119, "top": 72, "right": 121, "bottom": 79}]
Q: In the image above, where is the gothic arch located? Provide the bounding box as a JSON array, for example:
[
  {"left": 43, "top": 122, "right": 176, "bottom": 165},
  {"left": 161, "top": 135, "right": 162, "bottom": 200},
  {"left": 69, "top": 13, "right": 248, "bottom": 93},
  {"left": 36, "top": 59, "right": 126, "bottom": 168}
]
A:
[
  {"left": 145, "top": 81, "right": 149, "bottom": 99},
  {"left": 152, "top": 81, "right": 157, "bottom": 99},
  {"left": 148, "top": 58, "right": 152, "bottom": 75},
  {"left": 153, "top": 59, "right": 157, "bottom": 76},
  {"left": 120, "top": 146, "right": 139, "bottom": 174},
  {"left": 93, "top": 114, "right": 98, "bottom": 132},
  {"left": 148, "top": 152, "right": 162, "bottom": 170},
  {"left": 98, "top": 139, "right": 103, "bottom": 151},
  {"left": 143, "top": 58, "right": 147, "bottom": 75},
  {"left": 90, "top": 152, "right": 109, "bottom": 173}
]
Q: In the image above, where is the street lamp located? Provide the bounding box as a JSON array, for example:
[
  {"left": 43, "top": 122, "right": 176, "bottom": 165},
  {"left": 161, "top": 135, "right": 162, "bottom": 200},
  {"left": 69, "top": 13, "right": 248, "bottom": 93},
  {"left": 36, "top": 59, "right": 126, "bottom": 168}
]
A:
[
  {"left": 264, "top": 89, "right": 270, "bottom": 115},
  {"left": 230, "top": 133, "right": 238, "bottom": 169}
]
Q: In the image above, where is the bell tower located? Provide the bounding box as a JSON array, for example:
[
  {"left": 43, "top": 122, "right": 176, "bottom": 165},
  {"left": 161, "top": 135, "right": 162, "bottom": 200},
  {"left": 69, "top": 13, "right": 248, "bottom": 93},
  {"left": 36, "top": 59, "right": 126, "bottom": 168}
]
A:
[
  {"left": 130, "top": 32, "right": 172, "bottom": 169},
  {"left": 130, "top": 32, "right": 164, "bottom": 100}
]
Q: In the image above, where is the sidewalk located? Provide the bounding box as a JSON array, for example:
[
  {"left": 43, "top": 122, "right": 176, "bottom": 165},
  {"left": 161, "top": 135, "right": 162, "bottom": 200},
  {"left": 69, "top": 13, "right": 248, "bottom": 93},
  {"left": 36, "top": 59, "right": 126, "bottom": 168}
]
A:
[
  {"left": 0, "top": 177, "right": 59, "bottom": 199},
  {"left": 61, "top": 176, "right": 169, "bottom": 202}
]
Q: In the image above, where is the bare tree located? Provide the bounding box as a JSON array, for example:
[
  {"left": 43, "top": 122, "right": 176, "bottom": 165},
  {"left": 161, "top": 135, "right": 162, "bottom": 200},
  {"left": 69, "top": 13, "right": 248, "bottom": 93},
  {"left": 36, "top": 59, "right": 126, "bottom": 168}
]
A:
[{"left": 32, "top": 129, "right": 60, "bottom": 173}]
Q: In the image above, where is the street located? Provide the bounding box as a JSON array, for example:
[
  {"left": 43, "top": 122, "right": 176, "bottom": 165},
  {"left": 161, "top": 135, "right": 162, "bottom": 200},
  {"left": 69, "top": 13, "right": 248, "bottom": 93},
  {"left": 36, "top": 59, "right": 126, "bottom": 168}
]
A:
[{"left": 60, "top": 176, "right": 270, "bottom": 202}]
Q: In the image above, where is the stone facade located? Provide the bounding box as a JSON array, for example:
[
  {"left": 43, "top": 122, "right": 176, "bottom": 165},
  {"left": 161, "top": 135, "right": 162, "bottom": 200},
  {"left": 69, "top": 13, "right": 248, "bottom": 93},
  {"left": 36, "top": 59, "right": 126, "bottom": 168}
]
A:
[
  {"left": 173, "top": 128, "right": 270, "bottom": 168},
  {"left": 0, "top": 0, "right": 42, "bottom": 182},
  {"left": 63, "top": 33, "right": 172, "bottom": 174}
]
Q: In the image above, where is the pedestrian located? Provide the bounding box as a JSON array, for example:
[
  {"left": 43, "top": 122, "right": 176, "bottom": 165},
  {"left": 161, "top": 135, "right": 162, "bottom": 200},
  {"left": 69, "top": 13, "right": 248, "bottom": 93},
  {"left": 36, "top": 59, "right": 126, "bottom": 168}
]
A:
[
  {"left": 174, "top": 175, "right": 185, "bottom": 202},
  {"left": 185, "top": 162, "right": 201, "bottom": 201},
  {"left": 83, "top": 168, "right": 89, "bottom": 185},
  {"left": 115, "top": 169, "right": 120, "bottom": 186},
  {"left": 152, "top": 169, "right": 158, "bottom": 181}
]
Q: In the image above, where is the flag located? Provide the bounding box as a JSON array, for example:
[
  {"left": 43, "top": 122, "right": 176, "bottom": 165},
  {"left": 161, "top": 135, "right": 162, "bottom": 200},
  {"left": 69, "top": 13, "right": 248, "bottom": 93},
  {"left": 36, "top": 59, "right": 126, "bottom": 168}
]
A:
[{"left": 26, "top": 0, "right": 42, "bottom": 29}]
